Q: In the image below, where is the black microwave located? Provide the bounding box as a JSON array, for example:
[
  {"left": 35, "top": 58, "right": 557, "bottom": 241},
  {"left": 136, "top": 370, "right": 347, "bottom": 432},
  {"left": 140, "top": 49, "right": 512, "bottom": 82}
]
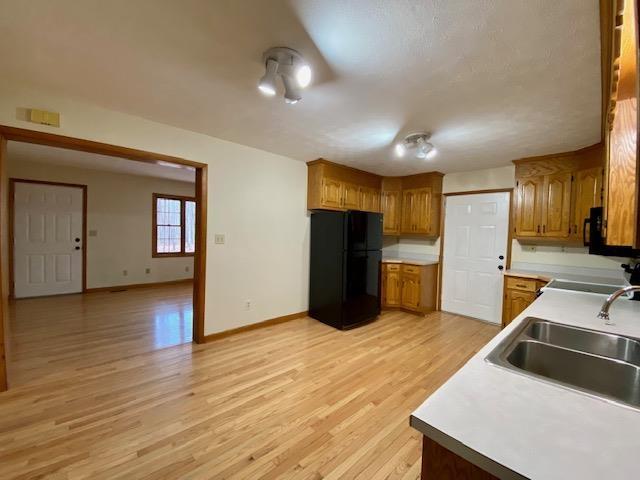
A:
[{"left": 584, "top": 207, "right": 638, "bottom": 256}]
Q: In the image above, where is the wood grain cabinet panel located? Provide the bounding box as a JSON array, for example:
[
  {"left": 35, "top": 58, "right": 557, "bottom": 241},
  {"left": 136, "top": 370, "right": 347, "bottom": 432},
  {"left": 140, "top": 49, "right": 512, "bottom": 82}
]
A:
[
  {"left": 401, "top": 189, "right": 416, "bottom": 233},
  {"left": 542, "top": 172, "right": 572, "bottom": 238},
  {"left": 384, "top": 268, "right": 402, "bottom": 306},
  {"left": 515, "top": 176, "right": 544, "bottom": 237},
  {"left": 359, "top": 187, "right": 381, "bottom": 213},
  {"left": 401, "top": 274, "right": 421, "bottom": 310},
  {"left": 413, "top": 187, "right": 433, "bottom": 234},
  {"left": 342, "top": 182, "right": 360, "bottom": 210},
  {"left": 321, "top": 177, "right": 343, "bottom": 209},
  {"left": 573, "top": 167, "right": 603, "bottom": 241},
  {"left": 501, "top": 275, "right": 546, "bottom": 328},
  {"left": 382, "top": 190, "right": 401, "bottom": 234}
]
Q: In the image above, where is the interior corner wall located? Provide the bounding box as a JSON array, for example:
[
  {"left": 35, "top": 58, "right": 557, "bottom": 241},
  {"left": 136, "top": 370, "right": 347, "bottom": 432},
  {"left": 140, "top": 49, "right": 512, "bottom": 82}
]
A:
[
  {"left": 7, "top": 158, "right": 195, "bottom": 289},
  {"left": 0, "top": 82, "right": 310, "bottom": 335}
]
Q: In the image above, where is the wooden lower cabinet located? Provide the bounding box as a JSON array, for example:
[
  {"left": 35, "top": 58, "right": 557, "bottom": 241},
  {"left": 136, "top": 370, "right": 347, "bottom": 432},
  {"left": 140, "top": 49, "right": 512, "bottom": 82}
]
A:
[
  {"left": 382, "top": 262, "right": 437, "bottom": 314},
  {"left": 421, "top": 436, "right": 499, "bottom": 480},
  {"left": 501, "top": 275, "right": 547, "bottom": 328}
]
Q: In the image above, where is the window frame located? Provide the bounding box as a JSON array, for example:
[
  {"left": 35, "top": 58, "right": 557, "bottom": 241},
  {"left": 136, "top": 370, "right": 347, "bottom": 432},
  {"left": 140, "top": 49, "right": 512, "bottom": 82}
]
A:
[{"left": 152, "top": 193, "right": 196, "bottom": 258}]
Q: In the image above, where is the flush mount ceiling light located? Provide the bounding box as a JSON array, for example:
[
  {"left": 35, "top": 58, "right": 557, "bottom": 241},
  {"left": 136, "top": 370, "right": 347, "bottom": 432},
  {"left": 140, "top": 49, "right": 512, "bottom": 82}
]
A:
[
  {"left": 258, "top": 47, "right": 312, "bottom": 104},
  {"left": 395, "top": 132, "right": 437, "bottom": 160}
]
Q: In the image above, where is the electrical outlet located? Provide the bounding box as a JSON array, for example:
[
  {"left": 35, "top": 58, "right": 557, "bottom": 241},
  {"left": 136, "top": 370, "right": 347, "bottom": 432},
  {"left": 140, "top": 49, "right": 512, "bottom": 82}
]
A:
[
  {"left": 88, "top": 229, "right": 98, "bottom": 237},
  {"left": 214, "top": 234, "right": 225, "bottom": 245},
  {"left": 145, "top": 268, "right": 151, "bottom": 274},
  {"left": 123, "top": 269, "right": 128, "bottom": 276},
  {"left": 244, "top": 300, "right": 251, "bottom": 310},
  {"left": 522, "top": 245, "right": 537, "bottom": 252}
]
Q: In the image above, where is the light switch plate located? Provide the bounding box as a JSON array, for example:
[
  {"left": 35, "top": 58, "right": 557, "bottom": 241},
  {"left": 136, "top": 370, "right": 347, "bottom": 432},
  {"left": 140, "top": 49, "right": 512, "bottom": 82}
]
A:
[{"left": 214, "top": 234, "right": 225, "bottom": 244}]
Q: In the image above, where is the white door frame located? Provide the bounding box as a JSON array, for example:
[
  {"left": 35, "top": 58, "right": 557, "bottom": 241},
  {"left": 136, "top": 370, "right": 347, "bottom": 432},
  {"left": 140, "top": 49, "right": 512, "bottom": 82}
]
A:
[
  {"left": 9, "top": 178, "right": 87, "bottom": 298},
  {"left": 438, "top": 189, "right": 513, "bottom": 321}
]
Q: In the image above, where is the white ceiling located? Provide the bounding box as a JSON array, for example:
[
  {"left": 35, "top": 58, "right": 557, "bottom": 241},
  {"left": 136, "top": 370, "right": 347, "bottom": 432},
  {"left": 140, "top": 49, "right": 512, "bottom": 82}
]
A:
[
  {"left": 7, "top": 142, "right": 196, "bottom": 183},
  {"left": 0, "top": 0, "right": 602, "bottom": 175}
]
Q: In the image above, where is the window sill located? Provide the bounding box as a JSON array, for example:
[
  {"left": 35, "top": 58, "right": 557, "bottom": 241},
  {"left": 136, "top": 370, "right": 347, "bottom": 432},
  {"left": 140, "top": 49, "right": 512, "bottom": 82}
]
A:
[{"left": 152, "top": 253, "right": 195, "bottom": 258}]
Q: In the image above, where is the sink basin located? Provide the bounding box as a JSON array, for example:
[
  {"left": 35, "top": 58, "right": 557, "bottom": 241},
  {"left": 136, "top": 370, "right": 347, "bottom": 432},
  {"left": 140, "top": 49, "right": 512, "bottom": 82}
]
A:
[
  {"left": 487, "top": 317, "right": 640, "bottom": 409},
  {"left": 544, "top": 279, "right": 623, "bottom": 295},
  {"left": 527, "top": 320, "right": 640, "bottom": 367},
  {"left": 507, "top": 340, "right": 640, "bottom": 407}
]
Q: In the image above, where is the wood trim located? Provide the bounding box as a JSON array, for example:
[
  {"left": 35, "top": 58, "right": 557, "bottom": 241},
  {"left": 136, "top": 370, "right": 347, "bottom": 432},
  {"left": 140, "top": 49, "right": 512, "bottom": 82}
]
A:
[
  {"left": 512, "top": 143, "right": 604, "bottom": 165},
  {"left": 437, "top": 189, "right": 514, "bottom": 313},
  {"left": 8, "top": 178, "right": 88, "bottom": 298},
  {"left": 0, "top": 126, "right": 208, "bottom": 389},
  {"left": 0, "top": 125, "right": 205, "bottom": 169},
  {"left": 203, "top": 311, "right": 308, "bottom": 343},
  {"left": 0, "top": 134, "right": 7, "bottom": 392},
  {"left": 193, "top": 166, "right": 207, "bottom": 344},
  {"left": 85, "top": 278, "right": 193, "bottom": 293},
  {"left": 306, "top": 158, "right": 383, "bottom": 179},
  {"left": 151, "top": 193, "right": 196, "bottom": 258}
]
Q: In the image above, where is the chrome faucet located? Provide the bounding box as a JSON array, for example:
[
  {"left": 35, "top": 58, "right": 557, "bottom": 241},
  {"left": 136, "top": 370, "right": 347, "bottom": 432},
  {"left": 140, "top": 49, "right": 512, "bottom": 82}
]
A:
[{"left": 597, "top": 285, "right": 640, "bottom": 325}]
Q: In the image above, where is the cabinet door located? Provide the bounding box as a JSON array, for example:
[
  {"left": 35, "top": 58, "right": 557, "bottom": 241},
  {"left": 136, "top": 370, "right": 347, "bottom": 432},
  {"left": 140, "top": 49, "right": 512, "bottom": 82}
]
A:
[
  {"left": 401, "top": 190, "right": 415, "bottom": 233},
  {"left": 401, "top": 274, "right": 421, "bottom": 310},
  {"left": 321, "top": 178, "right": 344, "bottom": 209},
  {"left": 343, "top": 182, "right": 360, "bottom": 210},
  {"left": 503, "top": 289, "right": 536, "bottom": 327},
  {"left": 542, "top": 172, "right": 572, "bottom": 238},
  {"left": 359, "top": 187, "right": 381, "bottom": 212},
  {"left": 413, "top": 187, "right": 432, "bottom": 234},
  {"left": 382, "top": 191, "right": 400, "bottom": 234},
  {"left": 385, "top": 270, "right": 402, "bottom": 306},
  {"left": 515, "top": 177, "right": 544, "bottom": 237},
  {"left": 573, "top": 168, "right": 603, "bottom": 241}
]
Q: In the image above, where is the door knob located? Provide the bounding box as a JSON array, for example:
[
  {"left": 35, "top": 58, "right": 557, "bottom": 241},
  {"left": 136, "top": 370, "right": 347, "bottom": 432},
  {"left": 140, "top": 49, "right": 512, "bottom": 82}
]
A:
[
  {"left": 498, "top": 255, "right": 504, "bottom": 260},
  {"left": 75, "top": 246, "right": 81, "bottom": 250},
  {"left": 498, "top": 265, "right": 504, "bottom": 271},
  {"left": 75, "top": 238, "right": 80, "bottom": 242}
]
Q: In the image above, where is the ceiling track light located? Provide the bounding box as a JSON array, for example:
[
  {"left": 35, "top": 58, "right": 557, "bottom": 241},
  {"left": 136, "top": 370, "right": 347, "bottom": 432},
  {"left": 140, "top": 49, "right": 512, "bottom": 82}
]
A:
[
  {"left": 395, "top": 132, "right": 437, "bottom": 160},
  {"left": 257, "top": 47, "right": 312, "bottom": 104}
]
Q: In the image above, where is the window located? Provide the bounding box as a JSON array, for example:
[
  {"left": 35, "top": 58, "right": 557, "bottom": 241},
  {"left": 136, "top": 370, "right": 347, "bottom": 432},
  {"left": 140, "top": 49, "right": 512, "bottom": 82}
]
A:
[{"left": 153, "top": 194, "right": 196, "bottom": 257}]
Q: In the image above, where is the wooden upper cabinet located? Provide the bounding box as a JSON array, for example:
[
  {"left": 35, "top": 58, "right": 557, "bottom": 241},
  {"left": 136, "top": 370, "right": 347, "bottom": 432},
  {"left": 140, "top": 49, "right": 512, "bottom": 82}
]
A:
[
  {"left": 359, "top": 187, "right": 381, "bottom": 213},
  {"left": 382, "top": 191, "right": 400, "bottom": 234},
  {"left": 541, "top": 172, "right": 572, "bottom": 238},
  {"left": 413, "top": 187, "right": 432, "bottom": 234},
  {"left": 308, "top": 160, "right": 443, "bottom": 237},
  {"left": 307, "top": 160, "right": 381, "bottom": 212},
  {"left": 513, "top": 144, "right": 604, "bottom": 243},
  {"left": 573, "top": 167, "right": 603, "bottom": 240},
  {"left": 342, "top": 182, "right": 360, "bottom": 210},
  {"left": 401, "top": 190, "right": 416, "bottom": 233},
  {"left": 320, "top": 177, "right": 343, "bottom": 209},
  {"left": 515, "top": 177, "right": 544, "bottom": 237}
]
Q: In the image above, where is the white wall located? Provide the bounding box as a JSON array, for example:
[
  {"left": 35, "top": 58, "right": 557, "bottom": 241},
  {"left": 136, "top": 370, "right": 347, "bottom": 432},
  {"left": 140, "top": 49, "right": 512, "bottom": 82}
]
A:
[
  {"left": 8, "top": 158, "right": 195, "bottom": 289},
  {"left": 386, "top": 165, "right": 625, "bottom": 272},
  {"left": 0, "top": 82, "right": 310, "bottom": 335}
]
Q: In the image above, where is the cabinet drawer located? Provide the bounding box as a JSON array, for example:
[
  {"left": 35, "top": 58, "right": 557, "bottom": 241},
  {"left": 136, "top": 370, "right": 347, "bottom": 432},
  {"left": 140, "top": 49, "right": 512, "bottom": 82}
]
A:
[
  {"left": 386, "top": 263, "right": 401, "bottom": 272},
  {"left": 402, "top": 265, "right": 421, "bottom": 275},
  {"left": 505, "top": 276, "right": 537, "bottom": 292}
]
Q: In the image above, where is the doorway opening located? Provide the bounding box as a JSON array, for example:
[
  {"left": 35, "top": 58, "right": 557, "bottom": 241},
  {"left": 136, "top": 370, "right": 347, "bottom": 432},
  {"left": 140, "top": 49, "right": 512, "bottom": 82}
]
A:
[
  {"left": 440, "top": 190, "right": 512, "bottom": 324},
  {"left": 0, "top": 126, "right": 207, "bottom": 390}
]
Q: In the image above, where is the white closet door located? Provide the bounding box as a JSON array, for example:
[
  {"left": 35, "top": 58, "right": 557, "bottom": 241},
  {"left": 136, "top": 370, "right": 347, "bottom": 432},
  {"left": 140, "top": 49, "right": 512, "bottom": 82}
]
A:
[
  {"left": 14, "top": 182, "right": 83, "bottom": 298},
  {"left": 441, "top": 192, "right": 510, "bottom": 323}
]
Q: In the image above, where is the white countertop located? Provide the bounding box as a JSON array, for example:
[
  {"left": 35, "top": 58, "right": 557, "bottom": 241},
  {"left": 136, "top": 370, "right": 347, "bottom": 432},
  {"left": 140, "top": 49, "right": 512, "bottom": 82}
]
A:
[
  {"left": 410, "top": 288, "right": 640, "bottom": 479},
  {"left": 381, "top": 256, "right": 439, "bottom": 266}
]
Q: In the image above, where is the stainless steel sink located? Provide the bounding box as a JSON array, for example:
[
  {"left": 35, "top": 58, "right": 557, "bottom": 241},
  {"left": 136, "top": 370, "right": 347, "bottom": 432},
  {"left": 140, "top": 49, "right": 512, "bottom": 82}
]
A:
[
  {"left": 487, "top": 317, "right": 640, "bottom": 409},
  {"left": 527, "top": 320, "right": 640, "bottom": 367},
  {"left": 544, "top": 279, "right": 624, "bottom": 295}
]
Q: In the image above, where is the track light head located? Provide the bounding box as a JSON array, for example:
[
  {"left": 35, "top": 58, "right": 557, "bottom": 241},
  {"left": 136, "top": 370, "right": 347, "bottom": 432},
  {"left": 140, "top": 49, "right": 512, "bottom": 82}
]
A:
[
  {"left": 395, "top": 133, "right": 436, "bottom": 160},
  {"left": 257, "top": 59, "right": 278, "bottom": 96},
  {"left": 258, "top": 47, "right": 311, "bottom": 104}
]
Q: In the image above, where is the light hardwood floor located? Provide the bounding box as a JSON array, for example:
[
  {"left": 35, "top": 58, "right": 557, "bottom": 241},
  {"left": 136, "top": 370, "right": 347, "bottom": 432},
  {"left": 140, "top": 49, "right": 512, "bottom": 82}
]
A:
[{"left": 0, "top": 285, "right": 498, "bottom": 479}]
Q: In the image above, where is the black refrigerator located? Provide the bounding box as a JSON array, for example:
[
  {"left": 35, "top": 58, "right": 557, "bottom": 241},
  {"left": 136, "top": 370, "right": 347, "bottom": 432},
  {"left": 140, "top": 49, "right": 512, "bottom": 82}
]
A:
[{"left": 309, "top": 210, "right": 383, "bottom": 330}]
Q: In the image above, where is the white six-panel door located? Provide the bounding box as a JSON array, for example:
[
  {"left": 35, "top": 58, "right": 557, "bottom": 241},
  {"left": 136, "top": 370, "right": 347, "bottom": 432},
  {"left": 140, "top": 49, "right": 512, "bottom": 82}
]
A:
[
  {"left": 441, "top": 192, "right": 510, "bottom": 324},
  {"left": 13, "top": 182, "right": 84, "bottom": 298}
]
